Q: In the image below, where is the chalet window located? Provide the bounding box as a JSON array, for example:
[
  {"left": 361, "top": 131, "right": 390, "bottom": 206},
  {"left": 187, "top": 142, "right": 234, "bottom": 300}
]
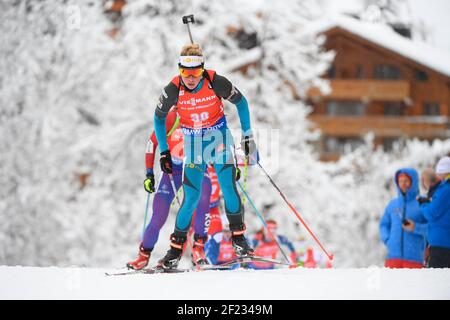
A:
[
  {"left": 324, "top": 136, "right": 364, "bottom": 154},
  {"left": 415, "top": 70, "right": 428, "bottom": 82},
  {"left": 383, "top": 102, "right": 405, "bottom": 116},
  {"left": 423, "top": 102, "right": 440, "bottom": 116},
  {"left": 326, "top": 101, "right": 366, "bottom": 116},
  {"left": 374, "top": 65, "right": 401, "bottom": 80}
]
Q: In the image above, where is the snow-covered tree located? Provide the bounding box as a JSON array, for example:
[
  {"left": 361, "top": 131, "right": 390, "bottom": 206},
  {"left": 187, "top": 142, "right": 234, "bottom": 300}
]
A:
[
  {"left": 361, "top": 0, "right": 410, "bottom": 24},
  {"left": 1, "top": 0, "right": 449, "bottom": 269},
  {"left": 360, "top": 0, "right": 433, "bottom": 42}
]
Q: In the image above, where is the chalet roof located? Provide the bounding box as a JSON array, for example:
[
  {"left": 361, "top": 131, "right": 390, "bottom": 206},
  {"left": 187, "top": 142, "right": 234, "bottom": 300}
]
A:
[{"left": 304, "top": 14, "right": 450, "bottom": 79}]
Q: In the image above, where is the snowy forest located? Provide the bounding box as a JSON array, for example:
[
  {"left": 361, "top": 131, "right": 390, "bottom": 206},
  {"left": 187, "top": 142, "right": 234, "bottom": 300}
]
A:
[{"left": 1, "top": 0, "right": 449, "bottom": 269}]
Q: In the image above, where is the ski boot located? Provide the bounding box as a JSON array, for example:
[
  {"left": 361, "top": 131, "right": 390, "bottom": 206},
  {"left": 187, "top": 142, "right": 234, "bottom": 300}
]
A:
[
  {"left": 126, "top": 244, "right": 152, "bottom": 270},
  {"left": 230, "top": 223, "right": 254, "bottom": 258},
  {"left": 157, "top": 233, "right": 186, "bottom": 269},
  {"left": 191, "top": 234, "right": 209, "bottom": 266}
]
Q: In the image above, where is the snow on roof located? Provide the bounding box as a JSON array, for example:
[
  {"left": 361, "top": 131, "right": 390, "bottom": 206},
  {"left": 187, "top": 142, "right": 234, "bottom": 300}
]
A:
[{"left": 303, "top": 14, "right": 450, "bottom": 78}]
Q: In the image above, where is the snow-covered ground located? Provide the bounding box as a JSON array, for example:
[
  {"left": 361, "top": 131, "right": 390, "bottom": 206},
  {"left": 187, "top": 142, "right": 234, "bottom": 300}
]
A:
[
  {"left": 2, "top": 0, "right": 450, "bottom": 271},
  {"left": 1, "top": 266, "right": 449, "bottom": 300}
]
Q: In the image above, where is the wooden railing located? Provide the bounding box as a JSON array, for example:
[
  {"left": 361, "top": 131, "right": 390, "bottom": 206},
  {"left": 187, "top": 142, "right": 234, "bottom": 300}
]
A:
[
  {"left": 308, "top": 115, "right": 450, "bottom": 138},
  {"left": 308, "top": 80, "right": 411, "bottom": 101}
]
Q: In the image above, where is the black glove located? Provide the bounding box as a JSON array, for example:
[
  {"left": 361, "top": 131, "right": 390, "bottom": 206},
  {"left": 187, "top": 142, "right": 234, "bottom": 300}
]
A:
[
  {"left": 160, "top": 150, "right": 173, "bottom": 174},
  {"left": 240, "top": 135, "right": 256, "bottom": 157},
  {"left": 418, "top": 197, "right": 431, "bottom": 205},
  {"left": 235, "top": 167, "right": 241, "bottom": 182},
  {"left": 143, "top": 173, "right": 155, "bottom": 193}
]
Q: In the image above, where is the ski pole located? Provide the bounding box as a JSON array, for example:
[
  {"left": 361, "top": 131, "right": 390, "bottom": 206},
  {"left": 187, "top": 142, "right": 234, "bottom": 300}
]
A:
[
  {"left": 242, "top": 156, "right": 249, "bottom": 204},
  {"left": 141, "top": 192, "right": 151, "bottom": 240},
  {"left": 142, "top": 173, "right": 163, "bottom": 239},
  {"left": 169, "top": 174, "right": 181, "bottom": 206},
  {"left": 237, "top": 181, "right": 291, "bottom": 264},
  {"left": 257, "top": 162, "right": 334, "bottom": 261},
  {"left": 186, "top": 230, "right": 201, "bottom": 271},
  {"left": 182, "top": 15, "right": 195, "bottom": 44}
]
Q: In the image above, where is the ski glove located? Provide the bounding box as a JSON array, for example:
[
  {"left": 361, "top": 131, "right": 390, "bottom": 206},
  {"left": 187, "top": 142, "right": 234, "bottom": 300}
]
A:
[
  {"left": 143, "top": 173, "right": 155, "bottom": 193},
  {"left": 160, "top": 150, "right": 173, "bottom": 174},
  {"left": 240, "top": 135, "right": 256, "bottom": 157},
  {"left": 235, "top": 167, "right": 241, "bottom": 181}
]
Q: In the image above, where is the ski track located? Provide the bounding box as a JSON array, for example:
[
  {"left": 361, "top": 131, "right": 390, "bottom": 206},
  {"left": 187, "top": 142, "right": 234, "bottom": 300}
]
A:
[{"left": 1, "top": 266, "right": 449, "bottom": 299}]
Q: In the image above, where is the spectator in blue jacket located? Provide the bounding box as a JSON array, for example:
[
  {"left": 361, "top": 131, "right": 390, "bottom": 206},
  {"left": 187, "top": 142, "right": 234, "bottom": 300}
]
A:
[
  {"left": 418, "top": 168, "right": 440, "bottom": 264},
  {"left": 421, "top": 156, "right": 450, "bottom": 268},
  {"left": 380, "top": 168, "right": 427, "bottom": 268}
]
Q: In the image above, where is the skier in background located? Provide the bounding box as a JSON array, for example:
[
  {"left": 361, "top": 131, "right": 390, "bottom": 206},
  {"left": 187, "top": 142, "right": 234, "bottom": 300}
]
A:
[
  {"left": 127, "top": 108, "right": 211, "bottom": 270},
  {"left": 205, "top": 219, "right": 239, "bottom": 267},
  {"left": 153, "top": 43, "right": 256, "bottom": 269},
  {"left": 249, "top": 219, "right": 298, "bottom": 269}
]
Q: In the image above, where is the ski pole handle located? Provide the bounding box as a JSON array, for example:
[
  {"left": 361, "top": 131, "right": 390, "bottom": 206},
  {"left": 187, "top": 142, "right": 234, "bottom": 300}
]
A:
[
  {"left": 182, "top": 14, "right": 195, "bottom": 24},
  {"left": 182, "top": 14, "right": 195, "bottom": 44}
]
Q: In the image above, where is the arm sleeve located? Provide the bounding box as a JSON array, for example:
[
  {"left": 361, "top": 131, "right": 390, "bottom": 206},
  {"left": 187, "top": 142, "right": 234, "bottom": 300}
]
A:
[
  {"left": 145, "top": 132, "right": 158, "bottom": 173},
  {"left": 205, "top": 234, "right": 221, "bottom": 265},
  {"left": 212, "top": 73, "right": 252, "bottom": 136},
  {"left": 154, "top": 82, "right": 179, "bottom": 152},
  {"left": 422, "top": 185, "right": 450, "bottom": 222},
  {"left": 278, "top": 235, "right": 296, "bottom": 253},
  {"left": 379, "top": 205, "right": 391, "bottom": 245},
  {"left": 413, "top": 222, "right": 428, "bottom": 237}
]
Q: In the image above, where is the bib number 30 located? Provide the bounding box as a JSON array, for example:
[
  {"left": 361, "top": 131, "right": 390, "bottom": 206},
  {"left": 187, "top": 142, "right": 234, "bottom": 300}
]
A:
[{"left": 190, "top": 112, "right": 209, "bottom": 122}]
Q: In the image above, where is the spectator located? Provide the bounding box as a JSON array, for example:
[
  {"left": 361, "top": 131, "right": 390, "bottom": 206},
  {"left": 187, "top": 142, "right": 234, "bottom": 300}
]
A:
[
  {"left": 380, "top": 168, "right": 427, "bottom": 268},
  {"left": 418, "top": 168, "right": 440, "bottom": 204},
  {"left": 418, "top": 168, "right": 440, "bottom": 264},
  {"left": 421, "top": 156, "right": 450, "bottom": 268}
]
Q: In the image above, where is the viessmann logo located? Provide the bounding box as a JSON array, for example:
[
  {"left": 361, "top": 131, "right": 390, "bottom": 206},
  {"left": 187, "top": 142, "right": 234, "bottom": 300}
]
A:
[{"left": 178, "top": 95, "right": 217, "bottom": 106}]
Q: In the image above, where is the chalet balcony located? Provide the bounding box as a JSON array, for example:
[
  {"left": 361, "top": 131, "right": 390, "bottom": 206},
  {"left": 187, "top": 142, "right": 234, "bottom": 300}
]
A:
[
  {"left": 308, "top": 80, "right": 411, "bottom": 101},
  {"left": 308, "top": 115, "right": 450, "bottom": 138}
]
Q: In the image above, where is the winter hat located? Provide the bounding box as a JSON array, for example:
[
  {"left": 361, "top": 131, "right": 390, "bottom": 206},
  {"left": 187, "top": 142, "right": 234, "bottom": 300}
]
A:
[
  {"left": 267, "top": 220, "right": 278, "bottom": 230},
  {"left": 436, "top": 156, "right": 450, "bottom": 174}
]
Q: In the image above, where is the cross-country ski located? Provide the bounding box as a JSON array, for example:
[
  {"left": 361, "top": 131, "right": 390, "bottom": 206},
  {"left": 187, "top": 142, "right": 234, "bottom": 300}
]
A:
[{"left": 2, "top": 1, "right": 450, "bottom": 304}]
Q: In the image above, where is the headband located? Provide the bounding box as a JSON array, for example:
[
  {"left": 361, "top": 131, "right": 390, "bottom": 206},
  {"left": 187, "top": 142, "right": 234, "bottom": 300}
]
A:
[{"left": 179, "top": 55, "right": 204, "bottom": 68}]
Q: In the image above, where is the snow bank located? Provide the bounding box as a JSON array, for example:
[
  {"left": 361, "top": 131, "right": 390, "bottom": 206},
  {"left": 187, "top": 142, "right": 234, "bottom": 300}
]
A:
[{"left": 1, "top": 266, "right": 449, "bottom": 300}]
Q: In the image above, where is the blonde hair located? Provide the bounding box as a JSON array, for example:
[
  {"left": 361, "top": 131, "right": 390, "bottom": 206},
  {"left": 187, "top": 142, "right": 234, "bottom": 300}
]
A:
[
  {"left": 421, "top": 167, "right": 439, "bottom": 187},
  {"left": 180, "top": 43, "right": 203, "bottom": 56}
]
